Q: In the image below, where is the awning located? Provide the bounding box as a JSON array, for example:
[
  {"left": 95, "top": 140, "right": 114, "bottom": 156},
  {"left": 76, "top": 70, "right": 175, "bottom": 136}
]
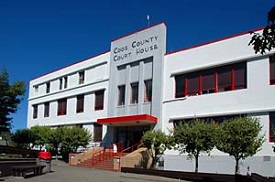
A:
[{"left": 97, "top": 114, "right": 157, "bottom": 126}]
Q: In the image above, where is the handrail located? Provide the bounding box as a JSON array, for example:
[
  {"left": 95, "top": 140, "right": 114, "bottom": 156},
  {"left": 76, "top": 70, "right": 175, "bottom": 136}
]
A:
[
  {"left": 90, "top": 141, "right": 142, "bottom": 171},
  {"left": 91, "top": 141, "right": 123, "bottom": 167},
  {"left": 120, "top": 142, "right": 141, "bottom": 153}
]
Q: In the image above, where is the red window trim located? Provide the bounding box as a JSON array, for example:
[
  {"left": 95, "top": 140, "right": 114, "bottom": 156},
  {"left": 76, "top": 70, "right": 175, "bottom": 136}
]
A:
[{"left": 174, "top": 62, "right": 246, "bottom": 98}]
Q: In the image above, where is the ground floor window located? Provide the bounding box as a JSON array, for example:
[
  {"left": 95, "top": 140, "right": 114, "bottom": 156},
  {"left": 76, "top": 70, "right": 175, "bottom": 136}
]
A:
[
  {"left": 173, "top": 114, "right": 246, "bottom": 128},
  {"left": 93, "top": 123, "right": 102, "bottom": 142}
]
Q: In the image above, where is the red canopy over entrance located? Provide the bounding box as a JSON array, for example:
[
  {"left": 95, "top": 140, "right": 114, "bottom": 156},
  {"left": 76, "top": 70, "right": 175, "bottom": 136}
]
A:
[{"left": 97, "top": 114, "right": 157, "bottom": 126}]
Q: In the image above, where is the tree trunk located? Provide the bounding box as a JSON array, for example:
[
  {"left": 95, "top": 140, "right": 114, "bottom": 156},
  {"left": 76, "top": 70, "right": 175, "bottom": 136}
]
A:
[
  {"left": 235, "top": 158, "right": 240, "bottom": 174},
  {"left": 195, "top": 153, "right": 199, "bottom": 173}
]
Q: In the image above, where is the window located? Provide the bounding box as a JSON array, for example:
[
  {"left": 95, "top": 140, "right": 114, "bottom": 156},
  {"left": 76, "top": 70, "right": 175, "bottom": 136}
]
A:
[
  {"left": 218, "top": 65, "right": 232, "bottom": 92},
  {"left": 34, "top": 85, "right": 39, "bottom": 93},
  {"left": 173, "top": 114, "right": 245, "bottom": 128},
  {"left": 64, "top": 76, "right": 68, "bottom": 89},
  {"left": 76, "top": 95, "right": 84, "bottom": 113},
  {"left": 144, "top": 80, "right": 152, "bottom": 102},
  {"left": 57, "top": 98, "right": 67, "bottom": 115},
  {"left": 93, "top": 123, "right": 102, "bottom": 142},
  {"left": 187, "top": 72, "right": 200, "bottom": 96},
  {"left": 202, "top": 69, "right": 215, "bottom": 94},
  {"left": 234, "top": 63, "right": 246, "bottom": 89},
  {"left": 174, "top": 62, "right": 247, "bottom": 98},
  {"left": 95, "top": 90, "right": 104, "bottom": 110},
  {"left": 270, "top": 112, "right": 275, "bottom": 142},
  {"left": 270, "top": 55, "right": 275, "bottom": 85},
  {"left": 131, "top": 82, "right": 139, "bottom": 104},
  {"left": 44, "top": 102, "right": 49, "bottom": 117},
  {"left": 175, "top": 75, "right": 185, "bottom": 98},
  {"left": 46, "top": 82, "right": 50, "bottom": 93},
  {"left": 118, "top": 85, "right": 125, "bottom": 106},
  {"left": 59, "top": 78, "right": 63, "bottom": 90},
  {"left": 33, "top": 105, "right": 38, "bottom": 119},
  {"left": 79, "top": 71, "right": 85, "bottom": 84}
]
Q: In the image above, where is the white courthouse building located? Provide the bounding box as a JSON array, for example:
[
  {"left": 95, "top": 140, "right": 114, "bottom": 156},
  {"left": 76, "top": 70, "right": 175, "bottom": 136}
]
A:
[{"left": 27, "top": 23, "right": 275, "bottom": 176}]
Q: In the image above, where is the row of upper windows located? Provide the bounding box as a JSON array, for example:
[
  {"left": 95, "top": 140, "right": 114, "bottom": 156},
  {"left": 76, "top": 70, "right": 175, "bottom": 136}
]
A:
[
  {"left": 174, "top": 62, "right": 247, "bottom": 98},
  {"left": 118, "top": 79, "right": 152, "bottom": 106},
  {"left": 33, "top": 71, "right": 86, "bottom": 95},
  {"left": 32, "top": 90, "right": 104, "bottom": 119},
  {"left": 173, "top": 112, "right": 275, "bottom": 143},
  {"left": 174, "top": 54, "right": 275, "bottom": 98}
]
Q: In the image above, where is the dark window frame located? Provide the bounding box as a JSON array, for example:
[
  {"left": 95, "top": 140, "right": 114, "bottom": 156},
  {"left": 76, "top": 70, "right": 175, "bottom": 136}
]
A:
[
  {"left": 118, "top": 85, "right": 125, "bottom": 106},
  {"left": 64, "top": 76, "right": 68, "bottom": 89},
  {"left": 33, "top": 105, "right": 38, "bottom": 119},
  {"left": 174, "top": 62, "right": 247, "bottom": 98},
  {"left": 270, "top": 55, "right": 275, "bottom": 85},
  {"left": 95, "top": 90, "right": 104, "bottom": 110},
  {"left": 57, "top": 98, "right": 67, "bottom": 116},
  {"left": 270, "top": 112, "right": 275, "bottom": 142},
  {"left": 131, "top": 82, "right": 139, "bottom": 104},
  {"left": 144, "top": 79, "right": 152, "bottom": 102},
  {"left": 79, "top": 71, "right": 85, "bottom": 84},
  {"left": 76, "top": 95, "right": 84, "bottom": 113},
  {"left": 44, "top": 102, "right": 50, "bottom": 117},
  {"left": 46, "top": 82, "right": 50, "bottom": 93},
  {"left": 175, "top": 75, "right": 186, "bottom": 98},
  {"left": 59, "top": 78, "right": 63, "bottom": 90},
  {"left": 93, "top": 123, "right": 102, "bottom": 142}
]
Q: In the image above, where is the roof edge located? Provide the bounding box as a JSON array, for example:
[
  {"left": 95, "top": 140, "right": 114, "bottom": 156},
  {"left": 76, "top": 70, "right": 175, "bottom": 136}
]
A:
[
  {"left": 31, "top": 50, "right": 110, "bottom": 81},
  {"left": 165, "top": 26, "right": 264, "bottom": 56}
]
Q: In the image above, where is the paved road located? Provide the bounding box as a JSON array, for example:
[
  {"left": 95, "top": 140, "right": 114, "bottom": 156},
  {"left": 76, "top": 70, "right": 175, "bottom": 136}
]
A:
[{"left": 3, "top": 160, "right": 190, "bottom": 182}]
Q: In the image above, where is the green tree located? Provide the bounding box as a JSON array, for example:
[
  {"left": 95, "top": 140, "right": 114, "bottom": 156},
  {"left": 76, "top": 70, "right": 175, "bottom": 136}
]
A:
[
  {"left": 173, "top": 119, "right": 216, "bottom": 173},
  {"left": 0, "top": 67, "right": 25, "bottom": 132},
  {"left": 29, "top": 125, "right": 52, "bottom": 150},
  {"left": 47, "top": 127, "right": 64, "bottom": 158},
  {"left": 12, "top": 129, "right": 35, "bottom": 149},
  {"left": 215, "top": 116, "right": 264, "bottom": 174},
  {"left": 249, "top": 6, "right": 275, "bottom": 54},
  {"left": 51, "top": 126, "right": 91, "bottom": 162},
  {"left": 141, "top": 130, "right": 171, "bottom": 169},
  {"left": 62, "top": 126, "right": 91, "bottom": 153}
]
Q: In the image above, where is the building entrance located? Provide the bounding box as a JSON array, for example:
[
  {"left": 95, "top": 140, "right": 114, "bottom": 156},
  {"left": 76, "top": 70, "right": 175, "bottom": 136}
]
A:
[{"left": 115, "top": 125, "right": 151, "bottom": 149}]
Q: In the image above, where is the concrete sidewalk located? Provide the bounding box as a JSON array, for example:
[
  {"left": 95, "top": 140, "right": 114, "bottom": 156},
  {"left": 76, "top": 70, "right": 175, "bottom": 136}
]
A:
[{"left": 3, "top": 160, "right": 190, "bottom": 182}]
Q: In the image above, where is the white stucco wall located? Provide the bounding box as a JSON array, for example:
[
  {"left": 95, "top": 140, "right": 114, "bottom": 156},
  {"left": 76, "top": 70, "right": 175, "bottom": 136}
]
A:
[
  {"left": 162, "top": 30, "right": 275, "bottom": 176},
  {"left": 27, "top": 52, "right": 110, "bottom": 128}
]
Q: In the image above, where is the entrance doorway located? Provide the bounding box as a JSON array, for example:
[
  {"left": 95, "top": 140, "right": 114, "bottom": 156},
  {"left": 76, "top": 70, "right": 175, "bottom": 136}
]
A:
[{"left": 115, "top": 125, "right": 151, "bottom": 149}]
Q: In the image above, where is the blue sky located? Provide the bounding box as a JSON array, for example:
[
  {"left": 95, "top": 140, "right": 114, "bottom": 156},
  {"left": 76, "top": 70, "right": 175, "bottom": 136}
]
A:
[{"left": 0, "top": 0, "right": 273, "bottom": 132}]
